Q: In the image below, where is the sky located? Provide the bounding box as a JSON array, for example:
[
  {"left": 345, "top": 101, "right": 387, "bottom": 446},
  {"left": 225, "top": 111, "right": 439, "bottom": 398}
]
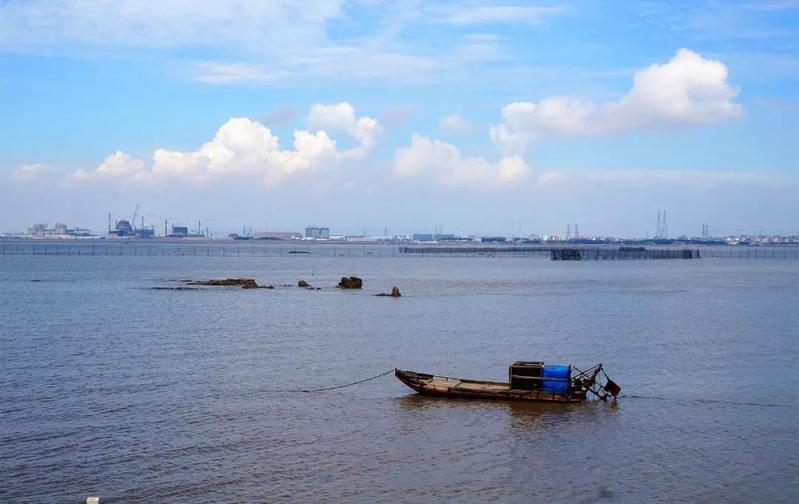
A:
[{"left": 1, "top": 0, "right": 797, "bottom": 238}]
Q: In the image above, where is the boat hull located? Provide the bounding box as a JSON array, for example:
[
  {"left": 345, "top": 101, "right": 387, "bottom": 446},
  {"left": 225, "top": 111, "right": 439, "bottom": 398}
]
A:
[{"left": 395, "top": 369, "right": 584, "bottom": 403}]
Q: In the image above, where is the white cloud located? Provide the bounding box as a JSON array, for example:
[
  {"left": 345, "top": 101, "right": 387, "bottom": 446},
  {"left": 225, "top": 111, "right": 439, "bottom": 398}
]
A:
[
  {"left": 394, "top": 134, "right": 529, "bottom": 185},
  {"left": 71, "top": 103, "right": 379, "bottom": 185},
  {"left": 299, "top": 49, "right": 437, "bottom": 81},
  {"left": 439, "top": 114, "right": 474, "bottom": 134},
  {"left": 491, "top": 49, "right": 742, "bottom": 154},
  {"left": 0, "top": 1, "right": 572, "bottom": 85},
  {"left": 12, "top": 163, "right": 50, "bottom": 182},
  {"left": 72, "top": 152, "right": 147, "bottom": 182},
  {"left": 307, "top": 102, "right": 383, "bottom": 157},
  {"left": 194, "top": 63, "right": 277, "bottom": 84},
  {"left": 443, "top": 5, "right": 567, "bottom": 25},
  {"left": 0, "top": 1, "right": 441, "bottom": 83},
  {"left": 0, "top": 1, "right": 341, "bottom": 53}
]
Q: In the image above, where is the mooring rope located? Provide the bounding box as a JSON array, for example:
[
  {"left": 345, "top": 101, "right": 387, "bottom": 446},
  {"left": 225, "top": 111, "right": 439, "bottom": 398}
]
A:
[
  {"left": 263, "top": 370, "right": 796, "bottom": 408},
  {"left": 265, "top": 369, "right": 395, "bottom": 393}
]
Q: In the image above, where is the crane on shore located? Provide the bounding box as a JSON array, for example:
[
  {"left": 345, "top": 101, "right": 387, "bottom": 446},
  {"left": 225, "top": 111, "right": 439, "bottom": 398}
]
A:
[{"left": 132, "top": 203, "right": 140, "bottom": 231}]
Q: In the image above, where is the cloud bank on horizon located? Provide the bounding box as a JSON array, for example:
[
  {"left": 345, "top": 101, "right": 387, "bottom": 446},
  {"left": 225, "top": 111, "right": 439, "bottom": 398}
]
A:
[
  {"left": 1, "top": 1, "right": 797, "bottom": 235},
  {"left": 63, "top": 49, "right": 739, "bottom": 187}
]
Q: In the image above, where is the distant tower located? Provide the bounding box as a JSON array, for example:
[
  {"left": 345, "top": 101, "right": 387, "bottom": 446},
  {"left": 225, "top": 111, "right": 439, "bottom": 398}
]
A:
[
  {"left": 662, "top": 210, "right": 668, "bottom": 239},
  {"left": 655, "top": 210, "right": 662, "bottom": 239},
  {"left": 574, "top": 224, "right": 579, "bottom": 239},
  {"left": 566, "top": 224, "right": 571, "bottom": 239}
]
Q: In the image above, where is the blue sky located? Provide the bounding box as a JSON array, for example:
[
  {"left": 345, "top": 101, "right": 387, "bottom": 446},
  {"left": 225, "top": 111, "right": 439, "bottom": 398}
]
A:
[{"left": 1, "top": 0, "right": 797, "bottom": 237}]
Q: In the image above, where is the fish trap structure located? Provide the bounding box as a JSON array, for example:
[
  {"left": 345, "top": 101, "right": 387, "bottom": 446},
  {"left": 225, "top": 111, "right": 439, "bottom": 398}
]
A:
[
  {"left": 398, "top": 245, "right": 701, "bottom": 260},
  {"left": 550, "top": 247, "right": 699, "bottom": 260}
]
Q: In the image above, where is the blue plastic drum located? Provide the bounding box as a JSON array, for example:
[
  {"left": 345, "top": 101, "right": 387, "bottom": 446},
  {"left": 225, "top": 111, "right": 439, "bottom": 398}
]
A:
[{"left": 541, "top": 365, "right": 570, "bottom": 395}]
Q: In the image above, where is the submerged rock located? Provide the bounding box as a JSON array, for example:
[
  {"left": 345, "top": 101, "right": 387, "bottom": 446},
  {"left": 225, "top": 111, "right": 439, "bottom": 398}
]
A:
[
  {"left": 338, "top": 276, "right": 363, "bottom": 289},
  {"left": 298, "top": 280, "right": 311, "bottom": 288}
]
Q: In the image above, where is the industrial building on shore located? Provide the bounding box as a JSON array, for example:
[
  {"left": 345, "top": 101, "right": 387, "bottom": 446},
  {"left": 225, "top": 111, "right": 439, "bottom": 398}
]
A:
[{"left": 305, "top": 226, "right": 331, "bottom": 239}]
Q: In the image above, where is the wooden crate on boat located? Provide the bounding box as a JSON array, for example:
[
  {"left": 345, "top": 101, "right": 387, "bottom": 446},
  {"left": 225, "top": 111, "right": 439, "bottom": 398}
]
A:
[{"left": 509, "top": 361, "right": 544, "bottom": 390}]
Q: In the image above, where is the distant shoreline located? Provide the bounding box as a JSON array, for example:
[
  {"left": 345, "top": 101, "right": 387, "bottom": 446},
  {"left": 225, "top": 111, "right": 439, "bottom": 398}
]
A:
[{"left": 1, "top": 237, "right": 797, "bottom": 247}]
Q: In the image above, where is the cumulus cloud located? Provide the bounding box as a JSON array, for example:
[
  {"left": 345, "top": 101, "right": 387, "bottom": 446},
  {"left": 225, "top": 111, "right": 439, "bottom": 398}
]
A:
[
  {"left": 12, "top": 163, "right": 50, "bottom": 182},
  {"left": 72, "top": 103, "right": 379, "bottom": 185},
  {"left": 307, "top": 102, "right": 383, "bottom": 157},
  {"left": 491, "top": 49, "right": 742, "bottom": 154},
  {"left": 394, "top": 134, "right": 529, "bottom": 185}
]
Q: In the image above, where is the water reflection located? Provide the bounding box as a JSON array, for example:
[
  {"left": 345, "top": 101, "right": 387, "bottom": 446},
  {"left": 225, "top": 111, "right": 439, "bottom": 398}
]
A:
[{"left": 394, "top": 393, "right": 619, "bottom": 432}]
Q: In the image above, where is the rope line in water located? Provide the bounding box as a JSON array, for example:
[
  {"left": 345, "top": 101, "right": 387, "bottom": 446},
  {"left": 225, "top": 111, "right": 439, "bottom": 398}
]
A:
[
  {"left": 265, "top": 369, "right": 394, "bottom": 393},
  {"left": 263, "top": 371, "right": 796, "bottom": 409},
  {"left": 619, "top": 394, "right": 794, "bottom": 408}
]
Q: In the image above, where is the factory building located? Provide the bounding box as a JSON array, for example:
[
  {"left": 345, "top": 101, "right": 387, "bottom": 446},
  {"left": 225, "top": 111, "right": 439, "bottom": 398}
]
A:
[{"left": 305, "top": 226, "right": 331, "bottom": 239}]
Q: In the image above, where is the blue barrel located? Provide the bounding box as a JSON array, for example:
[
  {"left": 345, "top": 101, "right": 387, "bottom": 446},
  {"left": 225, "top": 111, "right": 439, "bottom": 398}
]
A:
[{"left": 541, "top": 365, "right": 570, "bottom": 395}]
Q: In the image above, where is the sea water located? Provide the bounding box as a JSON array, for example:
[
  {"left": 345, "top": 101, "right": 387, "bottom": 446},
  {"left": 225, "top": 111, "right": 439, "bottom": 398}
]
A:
[{"left": 1, "top": 247, "right": 797, "bottom": 502}]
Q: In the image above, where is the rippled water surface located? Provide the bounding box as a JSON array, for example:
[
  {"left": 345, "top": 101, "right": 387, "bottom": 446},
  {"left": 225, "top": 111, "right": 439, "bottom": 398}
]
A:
[{"left": 2, "top": 247, "right": 798, "bottom": 502}]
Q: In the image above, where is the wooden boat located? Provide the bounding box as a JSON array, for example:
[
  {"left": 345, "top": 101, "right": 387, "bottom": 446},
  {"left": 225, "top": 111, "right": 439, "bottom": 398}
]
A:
[{"left": 395, "top": 362, "right": 620, "bottom": 403}]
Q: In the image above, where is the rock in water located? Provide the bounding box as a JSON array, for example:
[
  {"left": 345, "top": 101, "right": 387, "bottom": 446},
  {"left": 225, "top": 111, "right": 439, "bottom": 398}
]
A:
[
  {"left": 240, "top": 279, "right": 259, "bottom": 289},
  {"left": 338, "top": 276, "right": 363, "bottom": 289},
  {"left": 298, "top": 280, "right": 310, "bottom": 288},
  {"left": 189, "top": 278, "right": 254, "bottom": 286},
  {"left": 188, "top": 278, "right": 266, "bottom": 289},
  {"left": 376, "top": 286, "right": 402, "bottom": 297}
]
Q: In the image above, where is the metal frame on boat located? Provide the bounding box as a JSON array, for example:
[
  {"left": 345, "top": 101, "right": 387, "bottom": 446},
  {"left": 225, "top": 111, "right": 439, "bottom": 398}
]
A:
[{"left": 395, "top": 362, "right": 620, "bottom": 403}]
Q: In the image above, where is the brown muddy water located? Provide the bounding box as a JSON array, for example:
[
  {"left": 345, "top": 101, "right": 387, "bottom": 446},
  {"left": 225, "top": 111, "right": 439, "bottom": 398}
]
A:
[{"left": 1, "top": 248, "right": 797, "bottom": 502}]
